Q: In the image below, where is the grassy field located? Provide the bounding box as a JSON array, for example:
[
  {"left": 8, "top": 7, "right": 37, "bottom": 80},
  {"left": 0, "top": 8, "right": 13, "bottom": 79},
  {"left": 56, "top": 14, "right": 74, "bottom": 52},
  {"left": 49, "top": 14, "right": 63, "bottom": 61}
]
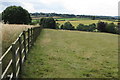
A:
[
  {"left": 2, "top": 24, "right": 35, "bottom": 53},
  {"left": 22, "top": 29, "right": 118, "bottom": 78},
  {"left": 55, "top": 18, "right": 91, "bottom": 21}
]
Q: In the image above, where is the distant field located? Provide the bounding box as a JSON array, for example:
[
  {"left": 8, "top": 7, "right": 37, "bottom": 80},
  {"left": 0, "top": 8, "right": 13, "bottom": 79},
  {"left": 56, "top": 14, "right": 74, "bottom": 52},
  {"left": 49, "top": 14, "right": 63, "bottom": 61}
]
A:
[
  {"left": 56, "top": 20, "right": 117, "bottom": 27},
  {"left": 32, "top": 17, "right": 117, "bottom": 27},
  {"left": 55, "top": 18, "right": 91, "bottom": 21},
  {"left": 22, "top": 29, "right": 118, "bottom": 78}
]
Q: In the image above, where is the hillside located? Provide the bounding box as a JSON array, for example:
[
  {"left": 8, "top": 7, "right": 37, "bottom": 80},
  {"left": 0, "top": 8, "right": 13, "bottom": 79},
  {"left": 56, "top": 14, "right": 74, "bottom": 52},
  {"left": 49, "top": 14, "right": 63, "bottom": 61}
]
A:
[{"left": 22, "top": 29, "right": 118, "bottom": 78}]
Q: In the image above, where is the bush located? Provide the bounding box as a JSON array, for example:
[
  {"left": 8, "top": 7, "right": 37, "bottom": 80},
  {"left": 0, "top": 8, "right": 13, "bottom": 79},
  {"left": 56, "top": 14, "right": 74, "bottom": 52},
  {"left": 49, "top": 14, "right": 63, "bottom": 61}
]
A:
[
  {"left": 76, "top": 23, "right": 96, "bottom": 32},
  {"left": 106, "top": 23, "right": 117, "bottom": 34},
  {"left": 76, "top": 24, "right": 84, "bottom": 31},
  {"left": 88, "top": 23, "right": 96, "bottom": 31},
  {"left": 62, "top": 22, "right": 74, "bottom": 30},
  {"left": 39, "top": 17, "right": 56, "bottom": 29},
  {"left": 97, "top": 21, "right": 107, "bottom": 32},
  {"left": 2, "top": 6, "right": 31, "bottom": 24}
]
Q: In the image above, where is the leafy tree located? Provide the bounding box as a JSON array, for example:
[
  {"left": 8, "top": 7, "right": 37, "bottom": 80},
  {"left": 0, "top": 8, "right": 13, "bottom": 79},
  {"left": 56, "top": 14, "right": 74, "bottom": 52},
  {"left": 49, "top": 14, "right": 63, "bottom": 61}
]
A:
[
  {"left": 76, "top": 23, "right": 96, "bottom": 32},
  {"left": 115, "top": 25, "right": 119, "bottom": 34},
  {"left": 76, "top": 24, "right": 84, "bottom": 31},
  {"left": 2, "top": 6, "right": 31, "bottom": 24},
  {"left": 106, "top": 23, "right": 116, "bottom": 33},
  {"left": 88, "top": 23, "right": 96, "bottom": 31},
  {"left": 97, "top": 21, "right": 107, "bottom": 32},
  {"left": 39, "top": 17, "right": 56, "bottom": 29},
  {"left": 62, "top": 22, "right": 74, "bottom": 30}
]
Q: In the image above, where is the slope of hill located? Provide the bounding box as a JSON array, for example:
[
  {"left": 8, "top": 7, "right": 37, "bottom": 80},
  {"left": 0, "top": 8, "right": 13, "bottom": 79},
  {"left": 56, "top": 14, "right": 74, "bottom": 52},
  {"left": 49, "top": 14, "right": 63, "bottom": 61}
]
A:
[{"left": 22, "top": 29, "right": 118, "bottom": 78}]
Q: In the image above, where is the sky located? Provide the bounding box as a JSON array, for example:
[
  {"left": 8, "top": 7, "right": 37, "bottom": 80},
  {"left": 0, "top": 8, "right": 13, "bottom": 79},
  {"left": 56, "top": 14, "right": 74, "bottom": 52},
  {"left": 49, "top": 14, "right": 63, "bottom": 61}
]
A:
[{"left": 0, "top": 0, "right": 119, "bottom": 16}]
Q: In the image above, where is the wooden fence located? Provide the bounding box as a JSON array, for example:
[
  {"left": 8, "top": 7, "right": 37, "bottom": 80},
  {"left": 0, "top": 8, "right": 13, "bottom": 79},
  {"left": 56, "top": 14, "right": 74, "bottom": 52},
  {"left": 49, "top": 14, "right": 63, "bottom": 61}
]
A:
[{"left": 0, "top": 26, "right": 42, "bottom": 80}]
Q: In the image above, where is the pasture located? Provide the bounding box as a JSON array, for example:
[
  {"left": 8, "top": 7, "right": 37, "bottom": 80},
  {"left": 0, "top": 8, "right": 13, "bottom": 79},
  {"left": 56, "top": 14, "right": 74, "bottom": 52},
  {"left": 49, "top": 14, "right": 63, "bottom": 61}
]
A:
[{"left": 22, "top": 29, "right": 118, "bottom": 78}]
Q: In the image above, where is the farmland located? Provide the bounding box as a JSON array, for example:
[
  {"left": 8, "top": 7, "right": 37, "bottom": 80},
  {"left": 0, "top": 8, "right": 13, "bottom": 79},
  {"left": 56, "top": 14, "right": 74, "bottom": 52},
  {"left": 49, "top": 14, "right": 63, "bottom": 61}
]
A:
[
  {"left": 32, "top": 17, "right": 117, "bottom": 27},
  {"left": 57, "top": 20, "right": 117, "bottom": 27},
  {"left": 22, "top": 29, "right": 118, "bottom": 78}
]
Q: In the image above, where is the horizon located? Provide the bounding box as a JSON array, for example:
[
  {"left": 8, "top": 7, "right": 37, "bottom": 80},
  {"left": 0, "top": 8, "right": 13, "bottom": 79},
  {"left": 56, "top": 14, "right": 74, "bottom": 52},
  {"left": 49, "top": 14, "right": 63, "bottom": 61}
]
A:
[
  {"left": 0, "top": 0, "right": 119, "bottom": 16},
  {"left": 30, "top": 12, "right": 118, "bottom": 17}
]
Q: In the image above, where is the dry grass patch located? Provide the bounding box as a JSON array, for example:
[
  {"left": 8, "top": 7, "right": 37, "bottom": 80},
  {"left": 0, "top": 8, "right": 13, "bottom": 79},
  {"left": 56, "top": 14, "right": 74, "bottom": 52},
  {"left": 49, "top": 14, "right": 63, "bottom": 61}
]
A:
[{"left": 2, "top": 23, "right": 36, "bottom": 53}]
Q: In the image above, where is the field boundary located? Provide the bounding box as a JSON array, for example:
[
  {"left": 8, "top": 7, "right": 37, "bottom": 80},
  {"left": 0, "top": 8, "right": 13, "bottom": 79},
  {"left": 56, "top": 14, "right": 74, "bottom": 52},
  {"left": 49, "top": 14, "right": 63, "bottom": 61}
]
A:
[{"left": 0, "top": 26, "right": 42, "bottom": 80}]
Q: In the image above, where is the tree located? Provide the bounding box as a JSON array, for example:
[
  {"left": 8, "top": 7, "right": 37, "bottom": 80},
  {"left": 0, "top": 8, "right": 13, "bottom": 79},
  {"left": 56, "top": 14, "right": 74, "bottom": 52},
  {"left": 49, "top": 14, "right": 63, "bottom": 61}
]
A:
[
  {"left": 97, "top": 21, "right": 107, "bottom": 32},
  {"left": 76, "top": 23, "right": 96, "bottom": 32},
  {"left": 88, "top": 23, "right": 96, "bottom": 31},
  {"left": 39, "top": 17, "right": 56, "bottom": 29},
  {"left": 76, "top": 24, "right": 84, "bottom": 31},
  {"left": 106, "top": 23, "right": 116, "bottom": 33},
  {"left": 62, "top": 22, "right": 74, "bottom": 30},
  {"left": 2, "top": 6, "right": 31, "bottom": 24}
]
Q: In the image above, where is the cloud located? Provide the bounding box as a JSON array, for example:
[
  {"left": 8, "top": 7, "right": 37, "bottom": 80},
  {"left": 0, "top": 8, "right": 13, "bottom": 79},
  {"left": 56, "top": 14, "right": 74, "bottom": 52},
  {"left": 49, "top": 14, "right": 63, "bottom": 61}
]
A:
[
  {"left": 20, "top": 2, "right": 36, "bottom": 12},
  {"left": 0, "top": 0, "right": 119, "bottom": 16}
]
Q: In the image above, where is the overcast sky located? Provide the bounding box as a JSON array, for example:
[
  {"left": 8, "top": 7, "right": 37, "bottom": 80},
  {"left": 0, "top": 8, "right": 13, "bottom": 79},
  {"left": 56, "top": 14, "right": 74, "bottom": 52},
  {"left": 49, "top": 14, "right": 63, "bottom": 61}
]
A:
[{"left": 0, "top": 0, "right": 119, "bottom": 16}]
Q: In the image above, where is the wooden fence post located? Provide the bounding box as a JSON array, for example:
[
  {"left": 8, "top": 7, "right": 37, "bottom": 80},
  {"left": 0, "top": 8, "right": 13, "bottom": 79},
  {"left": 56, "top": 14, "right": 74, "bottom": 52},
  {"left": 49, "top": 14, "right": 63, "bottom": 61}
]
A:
[
  {"left": 18, "top": 36, "right": 22, "bottom": 75},
  {"left": 0, "top": 60, "right": 2, "bottom": 79},
  {"left": 12, "top": 43, "right": 16, "bottom": 79},
  {"left": 31, "top": 28, "right": 33, "bottom": 46},
  {"left": 28, "top": 29, "right": 30, "bottom": 53},
  {"left": 33, "top": 28, "right": 35, "bottom": 43},
  {"left": 23, "top": 31, "right": 27, "bottom": 60}
]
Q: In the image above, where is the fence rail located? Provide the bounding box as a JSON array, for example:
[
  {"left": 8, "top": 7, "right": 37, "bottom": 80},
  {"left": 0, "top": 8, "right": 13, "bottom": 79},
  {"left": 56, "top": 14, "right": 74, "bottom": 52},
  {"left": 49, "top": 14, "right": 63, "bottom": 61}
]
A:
[{"left": 0, "top": 26, "right": 42, "bottom": 80}]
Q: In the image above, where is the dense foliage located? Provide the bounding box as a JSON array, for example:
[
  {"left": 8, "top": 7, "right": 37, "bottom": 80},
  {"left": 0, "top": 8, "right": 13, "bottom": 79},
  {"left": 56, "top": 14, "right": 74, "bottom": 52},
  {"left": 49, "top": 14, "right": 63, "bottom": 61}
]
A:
[
  {"left": 61, "top": 22, "right": 74, "bottom": 30},
  {"left": 106, "top": 23, "right": 116, "bottom": 33},
  {"left": 2, "top": 6, "right": 31, "bottom": 24},
  {"left": 97, "top": 21, "right": 107, "bottom": 32},
  {"left": 59, "top": 21, "right": 118, "bottom": 34},
  {"left": 76, "top": 23, "right": 96, "bottom": 32},
  {"left": 39, "top": 17, "right": 56, "bottom": 29},
  {"left": 97, "top": 21, "right": 118, "bottom": 34}
]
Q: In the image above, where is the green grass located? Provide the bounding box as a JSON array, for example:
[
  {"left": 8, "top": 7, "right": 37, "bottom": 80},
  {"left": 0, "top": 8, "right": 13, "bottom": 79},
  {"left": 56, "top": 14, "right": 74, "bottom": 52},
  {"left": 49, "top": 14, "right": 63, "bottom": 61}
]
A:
[
  {"left": 55, "top": 18, "right": 91, "bottom": 21},
  {"left": 22, "top": 29, "right": 118, "bottom": 78}
]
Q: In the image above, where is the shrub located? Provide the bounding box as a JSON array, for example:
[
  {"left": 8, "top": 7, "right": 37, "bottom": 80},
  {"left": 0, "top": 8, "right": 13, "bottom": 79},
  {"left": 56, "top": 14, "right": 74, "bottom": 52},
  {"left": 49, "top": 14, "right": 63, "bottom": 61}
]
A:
[
  {"left": 76, "top": 23, "right": 96, "bottom": 32},
  {"left": 2, "top": 6, "right": 31, "bottom": 24},
  {"left": 88, "top": 23, "right": 96, "bottom": 31},
  {"left": 39, "top": 17, "right": 56, "bottom": 29},
  {"left": 106, "top": 23, "right": 116, "bottom": 34},
  {"left": 97, "top": 21, "right": 107, "bottom": 32},
  {"left": 62, "top": 22, "right": 74, "bottom": 30},
  {"left": 76, "top": 24, "right": 84, "bottom": 31}
]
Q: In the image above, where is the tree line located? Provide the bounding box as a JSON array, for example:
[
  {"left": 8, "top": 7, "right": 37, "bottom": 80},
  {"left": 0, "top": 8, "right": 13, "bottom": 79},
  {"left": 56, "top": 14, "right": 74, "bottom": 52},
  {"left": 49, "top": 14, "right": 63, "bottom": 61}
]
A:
[
  {"left": 31, "top": 12, "right": 117, "bottom": 20},
  {"left": 40, "top": 17, "right": 119, "bottom": 34}
]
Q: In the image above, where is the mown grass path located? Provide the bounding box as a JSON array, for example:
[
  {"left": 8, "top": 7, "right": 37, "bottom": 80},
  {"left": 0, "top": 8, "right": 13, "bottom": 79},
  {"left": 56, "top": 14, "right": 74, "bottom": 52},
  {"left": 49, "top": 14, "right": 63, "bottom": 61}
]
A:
[{"left": 22, "top": 29, "right": 118, "bottom": 78}]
